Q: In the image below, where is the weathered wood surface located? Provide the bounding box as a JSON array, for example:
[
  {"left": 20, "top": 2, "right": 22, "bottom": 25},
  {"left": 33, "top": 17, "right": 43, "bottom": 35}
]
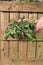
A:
[
  {"left": 0, "top": 2, "right": 43, "bottom": 65},
  {"left": 0, "top": 58, "right": 43, "bottom": 65},
  {"left": 0, "top": 12, "right": 43, "bottom": 60},
  {"left": 0, "top": 2, "right": 43, "bottom": 12}
]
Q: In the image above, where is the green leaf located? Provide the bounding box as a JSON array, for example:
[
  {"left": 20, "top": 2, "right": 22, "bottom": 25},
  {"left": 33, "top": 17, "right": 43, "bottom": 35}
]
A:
[
  {"left": 4, "top": 32, "right": 10, "bottom": 40},
  {"left": 4, "top": 16, "right": 36, "bottom": 41}
]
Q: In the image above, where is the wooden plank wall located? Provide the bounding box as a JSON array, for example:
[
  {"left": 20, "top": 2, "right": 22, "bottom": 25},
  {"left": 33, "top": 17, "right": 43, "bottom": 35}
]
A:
[
  {"left": 0, "top": 2, "right": 43, "bottom": 61},
  {"left": 0, "top": 12, "right": 43, "bottom": 61}
]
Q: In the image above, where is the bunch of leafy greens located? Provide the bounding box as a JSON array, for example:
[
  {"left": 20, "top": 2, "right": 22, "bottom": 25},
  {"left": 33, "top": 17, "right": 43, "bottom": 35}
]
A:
[{"left": 4, "top": 17, "right": 36, "bottom": 41}]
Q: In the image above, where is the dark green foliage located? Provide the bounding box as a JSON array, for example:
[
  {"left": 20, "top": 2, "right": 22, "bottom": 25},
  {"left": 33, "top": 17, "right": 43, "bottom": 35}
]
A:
[{"left": 4, "top": 17, "right": 36, "bottom": 41}]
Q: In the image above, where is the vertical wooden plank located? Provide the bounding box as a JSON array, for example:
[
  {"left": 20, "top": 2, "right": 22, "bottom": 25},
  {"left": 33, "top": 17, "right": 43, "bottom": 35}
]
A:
[
  {"left": 36, "top": 30, "right": 43, "bottom": 40},
  {"left": 1, "top": 12, "right": 9, "bottom": 39},
  {"left": 29, "top": 13, "right": 37, "bottom": 20},
  {"left": 28, "top": 13, "right": 37, "bottom": 60},
  {"left": 0, "top": 41, "right": 1, "bottom": 59},
  {"left": 10, "top": 41, "right": 17, "bottom": 60},
  {"left": 1, "top": 12, "right": 9, "bottom": 31},
  {"left": 1, "top": 41, "right": 5, "bottom": 59},
  {"left": 19, "top": 13, "right": 29, "bottom": 60},
  {"left": 19, "top": 41, "right": 27, "bottom": 60},
  {"left": 38, "top": 13, "right": 43, "bottom": 18},
  {"left": 10, "top": 12, "right": 19, "bottom": 60},
  {"left": 4, "top": 41, "right": 8, "bottom": 58},
  {"left": 0, "top": 12, "right": 9, "bottom": 60},
  {"left": 36, "top": 13, "right": 43, "bottom": 59},
  {"left": 0, "top": 12, "right": 1, "bottom": 59},
  {"left": 17, "top": 41, "right": 19, "bottom": 59},
  {"left": 20, "top": 13, "right": 29, "bottom": 19},
  {"left": 35, "top": 41, "right": 38, "bottom": 58},
  {"left": 28, "top": 42, "right": 36, "bottom": 60},
  {"left": 10, "top": 13, "right": 18, "bottom": 22},
  {"left": 19, "top": 13, "right": 38, "bottom": 60},
  {"left": 1, "top": 41, "right": 8, "bottom": 59},
  {"left": 0, "top": 12, "right": 1, "bottom": 40},
  {"left": 20, "top": 13, "right": 24, "bottom": 20},
  {"left": 36, "top": 42, "right": 43, "bottom": 59},
  {"left": 23, "top": 13, "right": 29, "bottom": 19},
  {"left": 33, "top": 13, "right": 38, "bottom": 59}
]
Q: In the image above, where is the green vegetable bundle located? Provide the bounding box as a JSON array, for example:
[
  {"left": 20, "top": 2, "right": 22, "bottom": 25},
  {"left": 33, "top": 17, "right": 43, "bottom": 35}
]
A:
[{"left": 4, "top": 17, "right": 36, "bottom": 41}]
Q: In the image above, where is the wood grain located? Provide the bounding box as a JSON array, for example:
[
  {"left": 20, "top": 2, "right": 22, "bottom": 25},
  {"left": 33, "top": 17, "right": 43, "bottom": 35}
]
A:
[
  {"left": 10, "top": 13, "right": 18, "bottom": 22},
  {"left": 0, "top": 2, "right": 43, "bottom": 63},
  {"left": 10, "top": 41, "right": 17, "bottom": 60},
  {"left": 0, "top": 2, "right": 43, "bottom": 12},
  {"left": 1, "top": 12, "right": 9, "bottom": 39}
]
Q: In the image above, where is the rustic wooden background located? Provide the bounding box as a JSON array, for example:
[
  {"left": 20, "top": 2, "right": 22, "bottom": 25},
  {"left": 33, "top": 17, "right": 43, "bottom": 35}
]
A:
[
  {"left": 0, "top": 0, "right": 43, "bottom": 2},
  {"left": 0, "top": 2, "right": 43, "bottom": 65}
]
